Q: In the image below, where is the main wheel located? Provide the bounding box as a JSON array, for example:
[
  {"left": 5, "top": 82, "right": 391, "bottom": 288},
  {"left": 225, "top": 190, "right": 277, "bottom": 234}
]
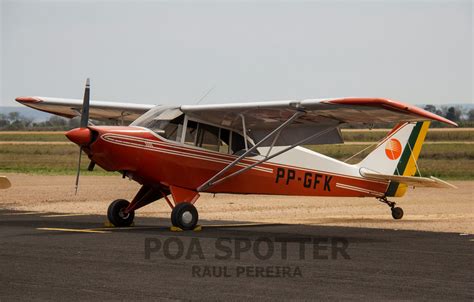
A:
[
  {"left": 171, "top": 203, "right": 198, "bottom": 230},
  {"left": 107, "top": 199, "right": 135, "bottom": 227},
  {"left": 391, "top": 207, "right": 404, "bottom": 220},
  {"left": 171, "top": 208, "right": 178, "bottom": 227}
]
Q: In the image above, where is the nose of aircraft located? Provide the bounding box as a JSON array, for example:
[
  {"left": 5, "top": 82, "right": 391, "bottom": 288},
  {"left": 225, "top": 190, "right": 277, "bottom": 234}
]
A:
[{"left": 66, "top": 128, "right": 92, "bottom": 146}]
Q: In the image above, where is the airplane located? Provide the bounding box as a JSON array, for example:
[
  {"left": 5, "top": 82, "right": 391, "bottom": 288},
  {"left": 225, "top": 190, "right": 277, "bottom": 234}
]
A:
[{"left": 16, "top": 79, "right": 457, "bottom": 230}]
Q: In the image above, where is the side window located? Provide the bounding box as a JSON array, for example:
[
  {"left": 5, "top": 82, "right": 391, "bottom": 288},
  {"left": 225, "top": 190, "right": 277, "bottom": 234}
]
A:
[
  {"left": 163, "top": 121, "right": 179, "bottom": 141},
  {"left": 196, "top": 124, "right": 220, "bottom": 151},
  {"left": 180, "top": 118, "right": 258, "bottom": 155},
  {"left": 231, "top": 132, "right": 246, "bottom": 154},
  {"left": 218, "top": 128, "right": 230, "bottom": 154},
  {"left": 184, "top": 120, "right": 198, "bottom": 146},
  {"left": 149, "top": 115, "right": 184, "bottom": 141},
  {"left": 230, "top": 132, "right": 259, "bottom": 156}
]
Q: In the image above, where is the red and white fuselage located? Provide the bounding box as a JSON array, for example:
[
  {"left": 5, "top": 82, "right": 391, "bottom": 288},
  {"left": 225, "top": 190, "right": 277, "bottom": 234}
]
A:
[{"left": 77, "top": 126, "right": 388, "bottom": 199}]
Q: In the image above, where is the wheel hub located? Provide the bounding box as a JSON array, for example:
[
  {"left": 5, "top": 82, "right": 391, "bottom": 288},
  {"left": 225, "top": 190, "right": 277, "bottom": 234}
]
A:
[
  {"left": 181, "top": 211, "right": 193, "bottom": 224},
  {"left": 118, "top": 209, "right": 130, "bottom": 220}
]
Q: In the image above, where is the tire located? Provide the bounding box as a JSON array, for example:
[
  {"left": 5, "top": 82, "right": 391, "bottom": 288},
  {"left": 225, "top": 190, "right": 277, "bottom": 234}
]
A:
[
  {"left": 391, "top": 207, "right": 404, "bottom": 220},
  {"left": 171, "top": 203, "right": 198, "bottom": 230},
  {"left": 171, "top": 209, "right": 178, "bottom": 227},
  {"left": 107, "top": 199, "right": 135, "bottom": 227}
]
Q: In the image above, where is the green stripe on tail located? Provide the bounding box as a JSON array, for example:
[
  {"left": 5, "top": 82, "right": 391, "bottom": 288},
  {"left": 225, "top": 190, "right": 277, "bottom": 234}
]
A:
[{"left": 385, "top": 122, "right": 424, "bottom": 197}]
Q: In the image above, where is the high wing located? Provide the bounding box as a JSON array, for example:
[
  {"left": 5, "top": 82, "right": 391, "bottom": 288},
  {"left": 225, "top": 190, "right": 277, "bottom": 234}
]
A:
[
  {"left": 180, "top": 97, "right": 457, "bottom": 146},
  {"left": 15, "top": 96, "right": 154, "bottom": 123},
  {"left": 360, "top": 169, "right": 457, "bottom": 189},
  {"left": 16, "top": 96, "right": 457, "bottom": 145}
]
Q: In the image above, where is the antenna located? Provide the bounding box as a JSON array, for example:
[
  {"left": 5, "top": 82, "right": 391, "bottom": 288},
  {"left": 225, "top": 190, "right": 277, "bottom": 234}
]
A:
[{"left": 196, "top": 85, "right": 216, "bottom": 105}]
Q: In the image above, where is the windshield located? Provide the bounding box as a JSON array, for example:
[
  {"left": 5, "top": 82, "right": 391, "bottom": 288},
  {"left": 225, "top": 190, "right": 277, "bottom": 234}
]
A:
[
  {"left": 131, "top": 106, "right": 183, "bottom": 140},
  {"left": 131, "top": 106, "right": 258, "bottom": 155}
]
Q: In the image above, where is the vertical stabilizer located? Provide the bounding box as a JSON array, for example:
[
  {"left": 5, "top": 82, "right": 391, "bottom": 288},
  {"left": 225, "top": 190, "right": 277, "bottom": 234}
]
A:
[{"left": 358, "top": 121, "right": 430, "bottom": 197}]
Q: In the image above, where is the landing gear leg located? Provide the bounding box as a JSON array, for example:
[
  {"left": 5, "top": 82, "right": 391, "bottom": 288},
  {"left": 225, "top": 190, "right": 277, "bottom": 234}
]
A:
[
  {"left": 107, "top": 185, "right": 167, "bottom": 227},
  {"left": 377, "top": 197, "right": 404, "bottom": 220}
]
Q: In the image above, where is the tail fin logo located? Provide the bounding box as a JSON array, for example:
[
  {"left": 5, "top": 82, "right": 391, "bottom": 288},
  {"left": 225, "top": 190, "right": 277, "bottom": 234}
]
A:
[{"left": 385, "top": 138, "right": 402, "bottom": 160}]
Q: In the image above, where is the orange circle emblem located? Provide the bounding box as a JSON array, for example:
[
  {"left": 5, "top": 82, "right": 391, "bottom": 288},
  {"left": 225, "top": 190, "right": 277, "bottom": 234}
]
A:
[{"left": 385, "top": 138, "right": 402, "bottom": 160}]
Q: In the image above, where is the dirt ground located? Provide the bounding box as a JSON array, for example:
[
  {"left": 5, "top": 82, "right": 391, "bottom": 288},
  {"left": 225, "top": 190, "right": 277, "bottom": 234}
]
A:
[{"left": 0, "top": 173, "right": 472, "bottom": 234}]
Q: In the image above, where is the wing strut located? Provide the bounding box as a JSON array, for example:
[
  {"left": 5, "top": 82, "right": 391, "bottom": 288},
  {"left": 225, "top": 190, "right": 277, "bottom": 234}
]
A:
[
  {"left": 197, "top": 110, "right": 340, "bottom": 192},
  {"left": 197, "top": 110, "right": 304, "bottom": 191},
  {"left": 197, "top": 110, "right": 305, "bottom": 192},
  {"left": 240, "top": 114, "right": 249, "bottom": 151}
]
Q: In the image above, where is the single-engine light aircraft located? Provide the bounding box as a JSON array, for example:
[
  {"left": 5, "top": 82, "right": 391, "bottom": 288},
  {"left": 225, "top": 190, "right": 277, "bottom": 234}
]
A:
[{"left": 16, "top": 79, "right": 457, "bottom": 230}]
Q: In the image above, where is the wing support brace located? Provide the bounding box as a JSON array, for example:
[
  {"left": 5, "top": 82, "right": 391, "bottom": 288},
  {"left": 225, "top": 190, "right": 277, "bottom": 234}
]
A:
[{"left": 197, "top": 110, "right": 339, "bottom": 192}]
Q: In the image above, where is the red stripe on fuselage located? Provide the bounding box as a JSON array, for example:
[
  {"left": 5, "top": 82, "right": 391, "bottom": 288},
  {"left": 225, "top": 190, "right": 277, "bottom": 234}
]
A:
[{"left": 88, "top": 127, "right": 389, "bottom": 197}]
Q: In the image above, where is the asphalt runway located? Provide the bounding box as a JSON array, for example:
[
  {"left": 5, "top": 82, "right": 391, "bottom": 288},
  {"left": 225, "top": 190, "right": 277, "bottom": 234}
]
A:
[{"left": 0, "top": 209, "right": 472, "bottom": 301}]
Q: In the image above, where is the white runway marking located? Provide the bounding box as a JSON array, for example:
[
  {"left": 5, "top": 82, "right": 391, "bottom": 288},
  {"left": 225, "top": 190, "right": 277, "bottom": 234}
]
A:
[
  {"left": 2, "top": 212, "right": 39, "bottom": 216},
  {"left": 37, "top": 227, "right": 111, "bottom": 234},
  {"left": 41, "top": 213, "right": 89, "bottom": 218}
]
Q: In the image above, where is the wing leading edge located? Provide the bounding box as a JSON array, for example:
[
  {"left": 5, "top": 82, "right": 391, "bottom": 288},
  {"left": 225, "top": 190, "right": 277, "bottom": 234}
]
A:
[{"left": 15, "top": 96, "right": 154, "bottom": 123}]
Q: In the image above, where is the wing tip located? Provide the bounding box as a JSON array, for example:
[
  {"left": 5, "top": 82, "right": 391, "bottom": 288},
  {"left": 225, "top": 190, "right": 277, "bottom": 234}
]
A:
[
  {"left": 326, "top": 97, "right": 458, "bottom": 127},
  {"left": 15, "top": 96, "right": 42, "bottom": 104}
]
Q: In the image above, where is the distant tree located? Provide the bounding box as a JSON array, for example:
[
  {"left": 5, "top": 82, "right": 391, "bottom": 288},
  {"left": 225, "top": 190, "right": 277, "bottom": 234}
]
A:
[
  {"left": 468, "top": 109, "right": 474, "bottom": 121},
  {"left": 423, "top": 104, "right": 437, "bottom": 113},
  {"left": 424, "top": 104, "right": 443, "bottom": 116},
  {"left": 7, "top": 112, "right": 20, "bottom": 122},
  {"left": 0, "top": 113, "right": 10, "bottom": 128},
  {"left": 444, "top": 106, "right": 461, "bottom": 122},
  {"left": 68, "top": 117, "right": 81, "bottom": 128},
  {"left": 48, "top": 116, "right": 67, "bottom": 127},
  {"left": 23, "top": 117, "right": 33, "bottom": 127}
]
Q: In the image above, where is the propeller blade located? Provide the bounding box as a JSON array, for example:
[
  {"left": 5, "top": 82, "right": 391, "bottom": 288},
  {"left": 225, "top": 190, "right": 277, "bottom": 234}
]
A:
[
  {"left": 80, "top": 78, "right": 90, "bottom": 128},
  {"left": 75, "top": 78, "right": 91, "bottom": 194},
  {"left": 74, "top": 147, "right": 83, "bottom": 194},
  {"left": 87, "top": 161, "right": 96, "bottom": 171}
]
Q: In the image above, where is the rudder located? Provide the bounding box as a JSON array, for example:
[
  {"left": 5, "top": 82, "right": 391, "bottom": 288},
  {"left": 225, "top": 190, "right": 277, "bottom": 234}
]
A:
[{"left": 358, "top": 121, "right": 431, "bottom": 197}]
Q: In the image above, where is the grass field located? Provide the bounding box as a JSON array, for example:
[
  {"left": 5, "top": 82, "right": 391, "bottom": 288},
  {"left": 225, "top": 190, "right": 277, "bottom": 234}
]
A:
[
  {"left": 0, "top": 132, "right": 68, "bottom": 142},
  {"left": 1, "top": 129, "right": 472, "bottom": 142},
  {"left": 0, "top": 129, "right": 472, "bottom": 179},
  {"left": 342, "top": 128, "right": 473, "bottom": 142},
  {"left": 307, "top": 143, "right": 473, "bottom": 179}
]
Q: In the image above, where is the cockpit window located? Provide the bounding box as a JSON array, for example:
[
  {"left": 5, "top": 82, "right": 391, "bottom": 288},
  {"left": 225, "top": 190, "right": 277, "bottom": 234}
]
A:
[
  {"left": 196, "top": 123, "right": 220, "bottom": 152},
  {"left": 184, "top": 120, "right": 198, "bottom": 146},
  {"left": 231, "top": 131, "right": 247, "bottom": 154},
  {"left": 132, "top": 107, "right": 258, "bottom": 155},
  {"left": 131, "top": 106, "right": 183, "bottom": 140},
  {"left": 161, "top": 115, "right": 184, "bottom": 140}
]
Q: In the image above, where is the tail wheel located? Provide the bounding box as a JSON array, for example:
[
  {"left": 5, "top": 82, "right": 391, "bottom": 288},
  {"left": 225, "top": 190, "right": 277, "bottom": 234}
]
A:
[
  {"left": 171, "top": 203, "right": 198, "bottom": 230},
  {"left": 107, "top": 199, "right": 135, "bottom": 227},
  {"left": 378, "top": 197, "right": 404, "bottom": 220},
  {"left": 391, "top": 207, "right": 404, "bottom": 220}
]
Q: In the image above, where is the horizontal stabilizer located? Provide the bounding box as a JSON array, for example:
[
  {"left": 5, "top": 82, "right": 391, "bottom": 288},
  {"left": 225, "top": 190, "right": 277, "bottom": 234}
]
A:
[{"left": 360, "top": 169, "right": 457, "bottom": 189}]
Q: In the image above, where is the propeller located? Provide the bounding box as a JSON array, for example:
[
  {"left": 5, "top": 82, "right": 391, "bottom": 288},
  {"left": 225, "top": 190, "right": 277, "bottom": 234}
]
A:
[
  {"left": 80, "top": 78, "right": 90, "bottom": 128},
  {"left": 74, "top": 78, "right": 91, "bottom": 194}
]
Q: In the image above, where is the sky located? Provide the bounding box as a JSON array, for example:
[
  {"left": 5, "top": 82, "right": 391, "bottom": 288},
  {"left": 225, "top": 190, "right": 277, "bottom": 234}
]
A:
[{"left": 1, "top": 0, "right": 472, "bottom": 108}]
